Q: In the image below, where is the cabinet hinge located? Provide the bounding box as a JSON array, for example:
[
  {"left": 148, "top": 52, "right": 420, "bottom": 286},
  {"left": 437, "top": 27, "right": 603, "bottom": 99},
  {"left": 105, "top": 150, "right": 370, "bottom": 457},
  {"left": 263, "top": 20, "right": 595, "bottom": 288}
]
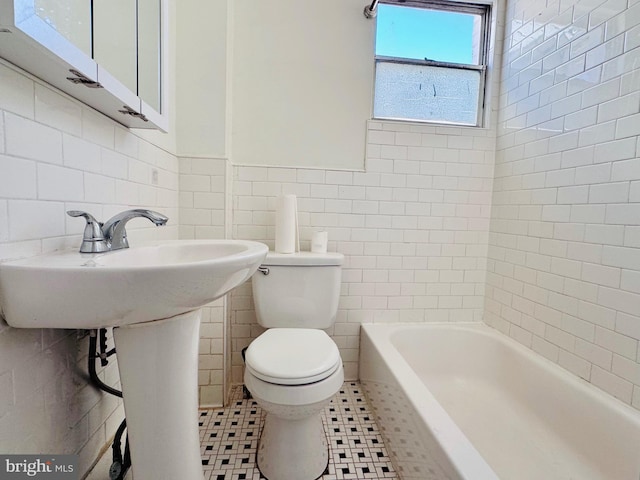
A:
[
  {"left": 66, "top": 69, "right": 103, "bottom": 88},
  {"left": 118, "top": 105, "right": 148, "bottom": 122}
]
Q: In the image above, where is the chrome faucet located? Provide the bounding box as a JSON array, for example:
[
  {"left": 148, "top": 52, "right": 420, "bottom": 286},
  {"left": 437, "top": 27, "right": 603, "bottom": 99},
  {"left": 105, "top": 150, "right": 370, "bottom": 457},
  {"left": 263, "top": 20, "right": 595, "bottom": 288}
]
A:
[
  {"left": 102, "top": 209, "right": 169, "bottom": 250},
  {"left": 68, "top": 209, "right": 169, "bottom": 253}
]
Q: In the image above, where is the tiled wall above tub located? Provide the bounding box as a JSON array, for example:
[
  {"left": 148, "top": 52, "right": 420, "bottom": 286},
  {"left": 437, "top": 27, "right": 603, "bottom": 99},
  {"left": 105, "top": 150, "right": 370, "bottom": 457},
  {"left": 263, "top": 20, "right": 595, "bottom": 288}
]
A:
[
  {"left": 486, "top": 0, "right": 640, "bottom": 410},
  {"left": 229, "top": 120, "right": 496, "bottom": 384},
  {"left": 0, "top": 60, "right": 179, "bottom": 475}
]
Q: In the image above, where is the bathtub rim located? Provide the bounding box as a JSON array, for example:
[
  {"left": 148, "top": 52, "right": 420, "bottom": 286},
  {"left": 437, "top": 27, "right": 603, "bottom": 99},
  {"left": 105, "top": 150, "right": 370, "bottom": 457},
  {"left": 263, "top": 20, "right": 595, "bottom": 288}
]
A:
[
  {"left": 360, "top": 321, "right": 640, "bottom": 480},
  {"left": 360, "top": 322, "right": 498, "bottom": 480}
]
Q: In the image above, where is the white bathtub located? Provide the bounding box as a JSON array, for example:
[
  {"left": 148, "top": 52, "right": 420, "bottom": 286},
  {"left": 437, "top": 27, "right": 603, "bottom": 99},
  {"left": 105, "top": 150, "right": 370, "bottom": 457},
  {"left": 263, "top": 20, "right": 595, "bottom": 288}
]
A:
[{"left": 359, "top": 323, "right": 640, "bottom": 480}]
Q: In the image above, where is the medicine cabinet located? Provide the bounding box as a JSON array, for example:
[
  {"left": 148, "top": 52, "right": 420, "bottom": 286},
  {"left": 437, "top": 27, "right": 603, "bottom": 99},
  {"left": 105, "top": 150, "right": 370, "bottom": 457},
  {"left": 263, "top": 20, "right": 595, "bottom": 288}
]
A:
[{"left": 0, "top": 0, "right": 168, "bottom": 131}]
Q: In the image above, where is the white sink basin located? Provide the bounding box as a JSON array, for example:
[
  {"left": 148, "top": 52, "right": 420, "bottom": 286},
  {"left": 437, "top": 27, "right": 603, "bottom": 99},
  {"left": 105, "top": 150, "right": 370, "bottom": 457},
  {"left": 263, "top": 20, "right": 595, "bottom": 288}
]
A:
[
  {"left": 0, "top": 239, "right": 268, "bottom": 329},
  {"left": 0, "top": 238, "right": 268, "bottom": 480}
]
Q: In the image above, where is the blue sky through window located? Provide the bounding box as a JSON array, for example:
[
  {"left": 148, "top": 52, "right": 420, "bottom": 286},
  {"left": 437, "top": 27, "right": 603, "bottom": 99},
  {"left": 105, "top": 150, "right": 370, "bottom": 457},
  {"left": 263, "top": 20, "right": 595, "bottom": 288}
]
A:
[{"left": 375, "top": 4, "right": 477, "bottom": 65}]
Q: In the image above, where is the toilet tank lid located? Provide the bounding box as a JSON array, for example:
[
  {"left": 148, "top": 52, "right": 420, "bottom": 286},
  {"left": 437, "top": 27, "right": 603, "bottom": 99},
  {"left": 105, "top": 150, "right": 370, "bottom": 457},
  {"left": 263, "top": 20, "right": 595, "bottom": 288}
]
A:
[{"left": 262, "top": 251, "right": 344, "bottom": 266}]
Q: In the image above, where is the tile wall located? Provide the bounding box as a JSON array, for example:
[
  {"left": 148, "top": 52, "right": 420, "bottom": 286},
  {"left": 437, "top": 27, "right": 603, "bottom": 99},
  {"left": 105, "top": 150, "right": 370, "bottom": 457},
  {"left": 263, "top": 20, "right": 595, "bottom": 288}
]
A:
[
  {"left": 486, "top": 0, "right": 640, "bottom": 409},
  {"left": 0, "top": 60, "right": 179, "bottom": 475},
  {"left": 228, "top": 120, "right": 496, "bottom": 384},
  {"left": 179, "top": 156, "right": 227, "bottom": 406}
]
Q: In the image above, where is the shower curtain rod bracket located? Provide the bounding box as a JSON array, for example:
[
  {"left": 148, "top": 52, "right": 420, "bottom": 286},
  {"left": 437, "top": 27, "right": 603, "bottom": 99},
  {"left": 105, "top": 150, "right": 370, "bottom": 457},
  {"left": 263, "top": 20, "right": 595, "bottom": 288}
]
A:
[{"left": 364, "top": 0, "right": 379, "bottom": 18}]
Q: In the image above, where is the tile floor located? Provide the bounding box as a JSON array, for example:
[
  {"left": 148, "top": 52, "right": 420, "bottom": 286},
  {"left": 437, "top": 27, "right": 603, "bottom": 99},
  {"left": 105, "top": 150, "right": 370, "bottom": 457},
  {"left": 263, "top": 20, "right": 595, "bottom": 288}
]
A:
[{"left": 86, "top": 382, "right": 398, "bottom": 480}]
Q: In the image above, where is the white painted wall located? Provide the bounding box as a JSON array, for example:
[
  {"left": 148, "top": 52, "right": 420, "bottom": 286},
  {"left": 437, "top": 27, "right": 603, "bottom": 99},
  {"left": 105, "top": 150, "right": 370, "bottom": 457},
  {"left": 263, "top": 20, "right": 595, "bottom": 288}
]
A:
[
  {"left": 231, "top": 0, "right": 375, "bottom": 170},
  {"left": 175, "top": 0, "right": 228, "bottom": 157}
]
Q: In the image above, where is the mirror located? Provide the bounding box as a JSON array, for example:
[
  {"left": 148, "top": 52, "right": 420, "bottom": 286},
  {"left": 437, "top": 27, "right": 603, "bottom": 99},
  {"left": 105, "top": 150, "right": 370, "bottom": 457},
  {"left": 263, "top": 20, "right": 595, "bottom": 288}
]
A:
[
  {"left": 92, "top": 0, "right": 137, "bottom": 94},
  {"left": 0, "top": 0, "right": 167, "bottom": 130},
  {"left": 138, "top": 0, "right": 162, "bottom": 112},
  {"left": 34, "top": 0, "right": 91, "bottom": 56}
]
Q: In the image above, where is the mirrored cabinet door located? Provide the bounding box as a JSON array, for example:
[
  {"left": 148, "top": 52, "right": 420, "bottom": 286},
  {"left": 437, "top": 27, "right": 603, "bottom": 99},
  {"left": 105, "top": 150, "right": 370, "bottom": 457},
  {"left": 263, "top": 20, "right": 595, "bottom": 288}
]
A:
[
  {"left": 138, "top": 0, "right": 161, "bottom": 113},
  {"left": 92, "top": 0, "right": 137, "bottom": 94},
  {"left": 0, "top": 0, "right": 168, "bottom": 131},
  {"left": 34, "top": 0, "right": 92, "bottom": 56}
]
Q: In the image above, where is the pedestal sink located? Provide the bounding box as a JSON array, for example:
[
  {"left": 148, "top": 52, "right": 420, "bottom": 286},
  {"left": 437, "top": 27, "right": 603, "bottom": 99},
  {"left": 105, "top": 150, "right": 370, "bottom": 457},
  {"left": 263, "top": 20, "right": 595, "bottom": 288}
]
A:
[{"left": 0, "top": 240, "right": 268, "bottom": 480}]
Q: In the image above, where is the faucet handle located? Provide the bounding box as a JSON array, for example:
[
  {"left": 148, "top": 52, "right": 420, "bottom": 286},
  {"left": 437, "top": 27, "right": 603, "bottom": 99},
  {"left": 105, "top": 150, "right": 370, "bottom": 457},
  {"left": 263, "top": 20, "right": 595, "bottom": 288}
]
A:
[{"left": 67, "top": 210, "right": 110, "bottom": 253}]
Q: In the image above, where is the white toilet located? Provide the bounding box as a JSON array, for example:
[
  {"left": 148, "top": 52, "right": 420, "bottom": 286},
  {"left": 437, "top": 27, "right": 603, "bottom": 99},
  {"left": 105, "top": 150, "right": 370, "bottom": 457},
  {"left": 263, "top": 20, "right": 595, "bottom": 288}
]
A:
[{"left": 244, "top": 251, "right": 345, "bottom": 480}]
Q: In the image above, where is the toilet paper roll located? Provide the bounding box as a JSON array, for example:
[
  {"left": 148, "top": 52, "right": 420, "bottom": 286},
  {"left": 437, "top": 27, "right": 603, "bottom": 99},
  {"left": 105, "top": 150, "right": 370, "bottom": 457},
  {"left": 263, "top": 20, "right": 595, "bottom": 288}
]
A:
[
  {"left": 275, "top": 194, "right": 299, "bottom": 254},
  {"left": 311, "top": 231, "right": 328, "bottom": 253}
]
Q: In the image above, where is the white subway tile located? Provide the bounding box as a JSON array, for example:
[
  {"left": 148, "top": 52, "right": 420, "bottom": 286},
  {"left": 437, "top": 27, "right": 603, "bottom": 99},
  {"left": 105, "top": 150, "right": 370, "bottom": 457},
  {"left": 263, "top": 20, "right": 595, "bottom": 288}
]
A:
[
  {"left": 0, "top": 64, "right": 34, "bottom": 118},
  {"left": 570, "top": 204, "right": 606, "bottom": 222},
  {"left": 5, "top": 113, "right": 62, "bottom": 164},
  {"left": 100, "top": 148, "right": 129, "bottom": 179},
  {"left": 0, "top": 155, "right": 36, "bottom": 199},
  {"left": 612, "top": 354, "right": 640, "bottom": 385},
  {"left": 585, "top": 224, "right": 625, "bottom": 244},
  {"left": 188, "top": 158, "right": 224, "bottom": 177},
  {"left": 599, "top": 285, "right": 640, "bottom": 316},
  {"left": 114, "top": 127, "right": 139, "bottom": 158},
  {"left": 582, "top": 262, "right": 621, "bottom": 287},
  {"left": 557, "top": 185, "right": 588, "bottom": 204},
  {"left": 624, "top": 225, "right": 640, "bottom": 247},
  {"left": 565, "top": 106, "right": 598, "bottom": 132},
  {"left": 596, "top": 325, "right": 638, "bottom": 359},
  {"left": 620, "top": 69, "right": 640, "bottom": 95},
  {"left": 82, "top": 108, "right": 115, "bottom": 149},
  {"left": 615, "top": 112, "right": 640, "bottom": 139},
  {"left": 626, "top": 23, "right": 640, "bottom": 50},
  {"left": 567, "top": 67, "right": 603, "bottom": 97},
  {"left": 631, "top": 181, "right": 640, "bottom": 202},
  {"left": 578, "top": 120, "right": 616, "bottom": 146},
  {"left": 612, "top": 157, "right": 640, "bottom": 181},
  {"left": 591, "top": 365, "right": 633, "bottom": 403},
  {"left": 238, "top": 166, "right": 268, "bottom": 182},
  {"left": 8, "top": 200, "right": 65, "bottom": 241},
  {"left": 368, "top": 129, "right": 395, "bottom": 145},
  {"left": 601, "top": 46, "right": 640, "bottom": 81},
  {"left": 621, "top": 269, "right": 640, "bottom": 293},
  {"left": 34, "top": 84, "right": 82, "bottom": 136},
  {"left": 586, "top": 34, "right": 625, "bottom": 69},
  {"left": 605, "top": 235, "right": 640, "bottom": 266},
  {"left": 115, "top": 180, "right": 140, "bottom": 205},
  {"left": 180, "top": 174, "right": 210, "bottom": 192},
  {"left": 0, "top": 200, "right": 8, "bottom": 242},
  {"left": 395, "top": 132, "right": 422, "bottom": 146},
  {"left": 38, "top": 164, "right": 84, "bottom": 201},
  {"left": 381, "top": 145, "right": 408, "bottom": 161},
  {"left": 597, "top": 92, "right": 640, "bottom": 124},
  {"left": 62, "top": 134, "right": 101, "bottom": 173},
  {"left": 605, "top": 204, "right": 640, "bottom": 224},
  {"left": 581, "top": 77, "right": 620, "bottom": 109},
  {"left": 571, "top": 25, "right": 605, "bottom": 58},
  {"left": 559, "top": 349, "right": 592, "bottom": 379},
  {"left": 83, "top": 173, "right": 116, "bottom": 204},
  {"left": 589, "top": 182, "right": 629, "bottom": 203}
]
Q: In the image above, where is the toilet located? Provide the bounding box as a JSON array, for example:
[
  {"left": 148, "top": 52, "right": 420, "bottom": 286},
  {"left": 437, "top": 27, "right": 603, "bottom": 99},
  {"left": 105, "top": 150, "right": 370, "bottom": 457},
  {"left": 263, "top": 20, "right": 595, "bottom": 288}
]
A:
[{"left": 244, "top": 251, "right": 345, "bottom": 480}]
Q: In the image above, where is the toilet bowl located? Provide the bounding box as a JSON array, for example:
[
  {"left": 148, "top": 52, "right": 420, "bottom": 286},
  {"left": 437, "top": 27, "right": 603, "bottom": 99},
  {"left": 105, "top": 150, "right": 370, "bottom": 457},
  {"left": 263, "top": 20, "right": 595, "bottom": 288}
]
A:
[
  {"left": 244, "top": 252, "right": 344, "bottom": 480},
  {"left": 244, "top": 328, "right": 344, "bottom": 480}
]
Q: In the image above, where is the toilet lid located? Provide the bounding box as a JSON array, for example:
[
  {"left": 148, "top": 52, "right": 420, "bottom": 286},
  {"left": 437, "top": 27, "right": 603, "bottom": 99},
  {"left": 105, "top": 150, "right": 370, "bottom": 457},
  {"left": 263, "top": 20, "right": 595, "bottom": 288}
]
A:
[{"left": 245, "top": 329, "right": 342, "bottom": 385}]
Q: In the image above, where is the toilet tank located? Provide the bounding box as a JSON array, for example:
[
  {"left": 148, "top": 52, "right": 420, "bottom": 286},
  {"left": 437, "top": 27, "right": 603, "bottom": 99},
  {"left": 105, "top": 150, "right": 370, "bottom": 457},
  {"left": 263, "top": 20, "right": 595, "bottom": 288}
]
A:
[{"left": 251, "top": 252, "right": 344, "bottom": 329}]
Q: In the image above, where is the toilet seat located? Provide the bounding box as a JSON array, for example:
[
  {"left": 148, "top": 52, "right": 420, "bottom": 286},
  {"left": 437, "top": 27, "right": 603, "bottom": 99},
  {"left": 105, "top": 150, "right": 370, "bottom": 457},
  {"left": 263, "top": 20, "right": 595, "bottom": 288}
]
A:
[{"left": 245, "top": 328, "right": 341, "bottom": 385}]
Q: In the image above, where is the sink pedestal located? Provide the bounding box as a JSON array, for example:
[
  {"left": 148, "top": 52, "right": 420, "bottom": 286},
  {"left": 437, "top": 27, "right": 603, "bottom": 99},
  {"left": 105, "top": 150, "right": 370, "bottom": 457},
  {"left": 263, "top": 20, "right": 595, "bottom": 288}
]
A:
[{"left": 113, "top": 310, "right": 204, "bottom": 480}]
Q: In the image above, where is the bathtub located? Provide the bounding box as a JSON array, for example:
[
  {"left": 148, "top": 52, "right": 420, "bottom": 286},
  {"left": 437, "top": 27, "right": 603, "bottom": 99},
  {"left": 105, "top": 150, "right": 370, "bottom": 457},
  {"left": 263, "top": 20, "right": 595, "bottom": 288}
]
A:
[{"left": 359, "top": 323, "right": 640, "bottom": 480}]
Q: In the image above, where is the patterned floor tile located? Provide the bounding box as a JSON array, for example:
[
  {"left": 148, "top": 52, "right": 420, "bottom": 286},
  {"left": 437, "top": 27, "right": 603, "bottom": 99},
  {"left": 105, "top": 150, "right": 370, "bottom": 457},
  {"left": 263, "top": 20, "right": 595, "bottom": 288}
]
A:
[{"left": 199, "top": 382, "right": 398, "bottom": 480}]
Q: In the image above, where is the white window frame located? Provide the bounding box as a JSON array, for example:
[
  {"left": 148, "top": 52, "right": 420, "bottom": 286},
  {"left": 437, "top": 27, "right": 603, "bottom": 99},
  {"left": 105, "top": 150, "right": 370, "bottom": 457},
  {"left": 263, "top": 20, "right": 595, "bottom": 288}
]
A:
[{"left": 373, "top": 0, "right": 492, "bottom": 127}]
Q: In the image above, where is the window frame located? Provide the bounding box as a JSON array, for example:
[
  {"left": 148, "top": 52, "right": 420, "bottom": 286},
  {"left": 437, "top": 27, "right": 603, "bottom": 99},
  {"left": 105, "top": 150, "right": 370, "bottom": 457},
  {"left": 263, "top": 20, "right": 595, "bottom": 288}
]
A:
[{"left": 373, "top": 0, "right": 492, "bottom": 128}]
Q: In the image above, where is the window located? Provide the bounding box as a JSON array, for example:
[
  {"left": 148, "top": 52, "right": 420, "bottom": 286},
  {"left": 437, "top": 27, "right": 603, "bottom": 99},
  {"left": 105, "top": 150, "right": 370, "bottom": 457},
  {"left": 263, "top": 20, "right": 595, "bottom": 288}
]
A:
[{"left": 373, "top": 1, "right": 491, "bottom": 127}]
